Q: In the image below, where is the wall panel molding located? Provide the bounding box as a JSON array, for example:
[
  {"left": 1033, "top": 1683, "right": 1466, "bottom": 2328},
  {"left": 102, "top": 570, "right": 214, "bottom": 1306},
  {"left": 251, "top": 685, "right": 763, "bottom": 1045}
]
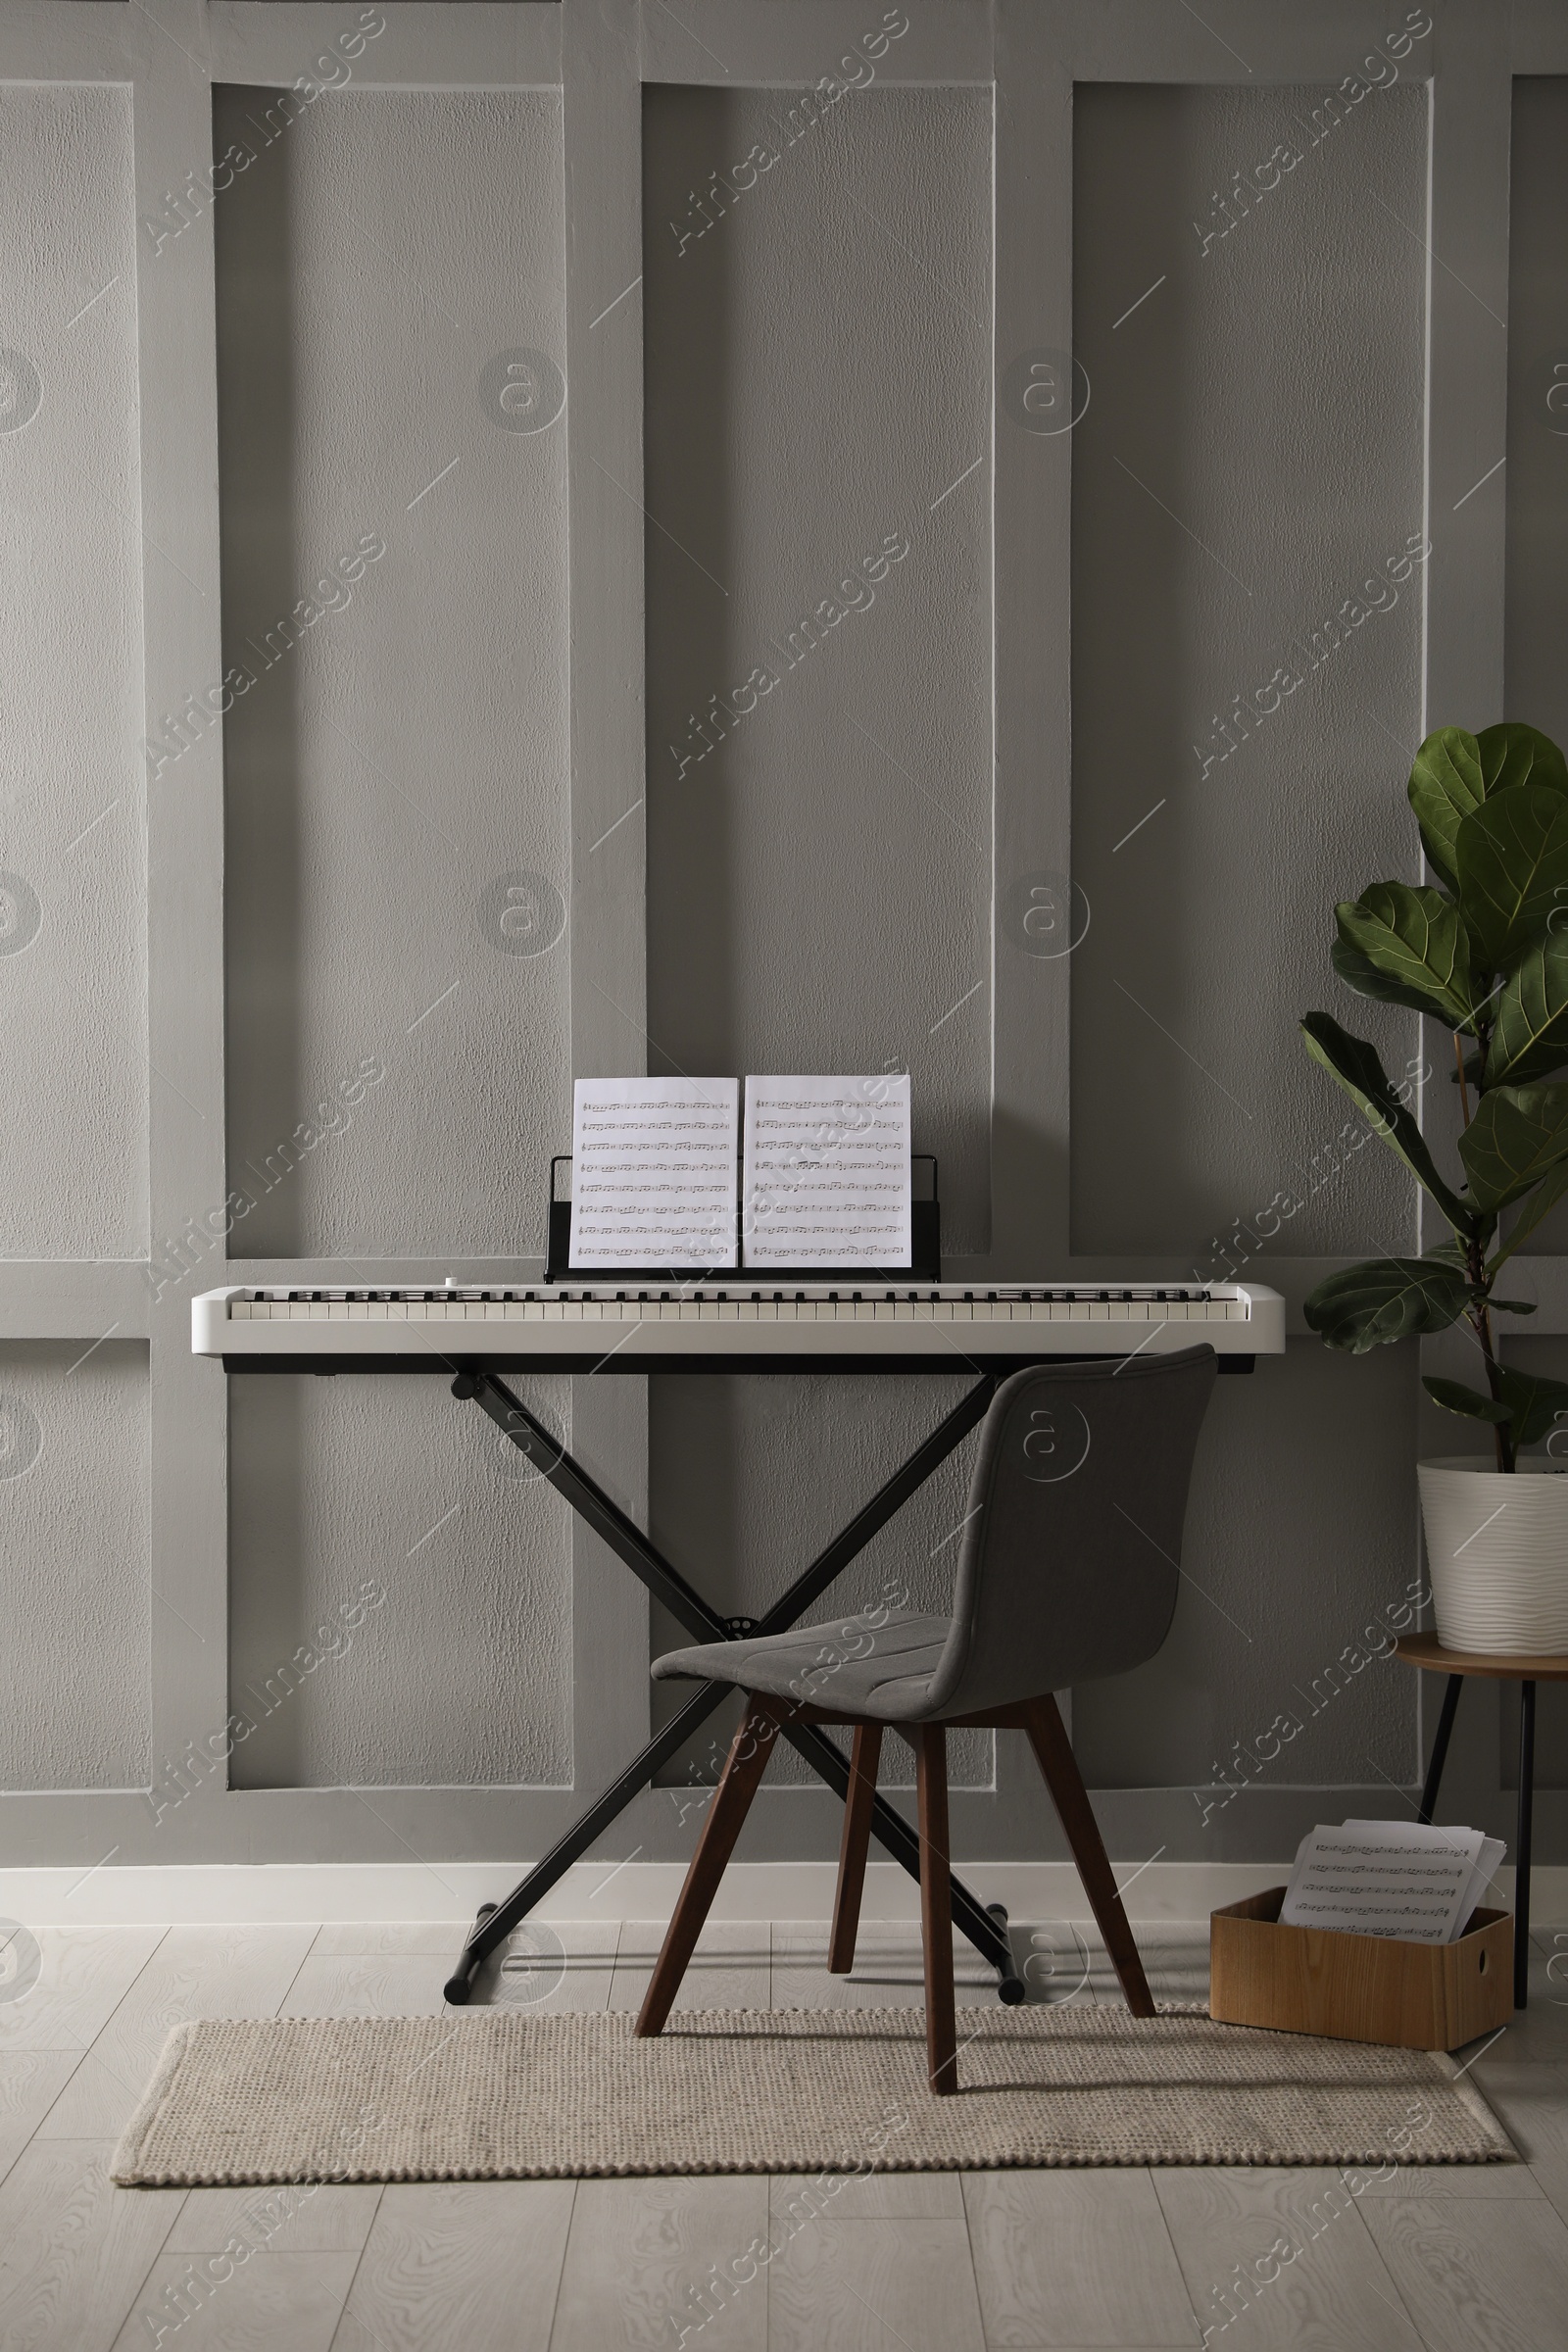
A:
[{"left": 0, "top": 0, "right": 1563, "bottom": 1875}]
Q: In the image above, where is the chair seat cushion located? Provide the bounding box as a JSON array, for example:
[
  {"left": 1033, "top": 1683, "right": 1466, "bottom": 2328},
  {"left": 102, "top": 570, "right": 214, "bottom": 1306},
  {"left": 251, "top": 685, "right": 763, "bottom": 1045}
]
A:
[{"left": 651, "top": 1608, "right": 956, "bottom": 1719}]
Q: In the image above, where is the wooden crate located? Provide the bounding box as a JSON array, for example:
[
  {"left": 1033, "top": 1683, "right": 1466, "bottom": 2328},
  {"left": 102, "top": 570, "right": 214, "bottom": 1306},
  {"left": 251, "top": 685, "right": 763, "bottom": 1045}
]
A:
[{"left": 1209, "top": 1886, "right": 1513, "bottom": 2050}]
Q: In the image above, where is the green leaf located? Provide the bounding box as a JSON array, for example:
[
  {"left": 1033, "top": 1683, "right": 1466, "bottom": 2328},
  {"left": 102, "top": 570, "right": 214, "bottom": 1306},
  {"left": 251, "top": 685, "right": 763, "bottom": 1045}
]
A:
[
  {"left": 1425, "top": 1365, "right": 1568, "bottom": 1452},
  {"left": 1488, "top": 1150, "right": 1568, "bottom": 1272},
  {"left": 1453, "top": 786, "right": 1568, "bottom": 969},
  {"left": 1334, "top": 884, "right": 1478, "bottom": 1029},
  {"left": 1407, "top": 727, "right": 1483, "bottom": 891},
  {"left": 1478, "top": 722, "right": 1568, "bottom": 798},
  {"left": 1487, "top": 931, "right": 1568, "bottom": 1087},
  {"left": 1423, "top": 1376, "right": 1509, "bottom": 1425},
  {"left": 1299, "top": 1012, "right": 1473, "bottom": 1231},
  {"left": 1457, "top": 1082, "right": 1568, "bottom": 1210},
  {"left": 1488, "top": 1297, "right": 1539, "bottom": 1314},
  {"left": 1304, "top": 1258, "right": 1471, "bottom": 1352},
  {"left": 1332, "top": 935, "right": 1459, "bottom": 1025},
  {"left": 1495, "top": 1364, "right": 1568, "bottom": 1448}
]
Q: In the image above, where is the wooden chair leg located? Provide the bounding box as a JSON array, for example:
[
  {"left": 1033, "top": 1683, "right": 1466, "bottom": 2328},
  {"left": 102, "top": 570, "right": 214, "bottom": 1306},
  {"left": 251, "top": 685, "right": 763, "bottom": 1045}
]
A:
[
  {"left": 916, "top": 1724, "right": 958, "bottom": 2094},
  {"left": 636, "top": 1692, "right": 787, "bottom": 2037},
  {"left": 828, "top": 1721, "right": 883, "bottom": 1975},
  {"left": 1025, "top": 1694, "right": 1154, "bottom": 2018}
]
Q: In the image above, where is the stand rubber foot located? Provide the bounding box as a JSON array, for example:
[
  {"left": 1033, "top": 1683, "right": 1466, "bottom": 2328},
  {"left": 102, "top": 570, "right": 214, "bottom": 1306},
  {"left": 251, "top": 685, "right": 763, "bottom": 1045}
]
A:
[
  {"left": 987, "top": 1901, "right": 1028, "bottom": 2004},
  {"left": 443, "top": 1902, "right": 497, "bottom": 2006}
]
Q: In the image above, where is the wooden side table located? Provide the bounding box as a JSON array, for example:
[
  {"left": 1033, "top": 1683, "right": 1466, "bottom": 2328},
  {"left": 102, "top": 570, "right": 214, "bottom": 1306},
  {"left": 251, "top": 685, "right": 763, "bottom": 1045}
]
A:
[{"left": 1396, "top": 1635, "right": 1568, "bottom": 2009}]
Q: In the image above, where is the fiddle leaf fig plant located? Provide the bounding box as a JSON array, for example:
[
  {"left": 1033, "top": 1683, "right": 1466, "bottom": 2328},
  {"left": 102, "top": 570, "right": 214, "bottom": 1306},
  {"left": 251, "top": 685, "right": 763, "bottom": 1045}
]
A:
[{"left": 1301, "top": 722, "right": 1568, "bottom": 1471}]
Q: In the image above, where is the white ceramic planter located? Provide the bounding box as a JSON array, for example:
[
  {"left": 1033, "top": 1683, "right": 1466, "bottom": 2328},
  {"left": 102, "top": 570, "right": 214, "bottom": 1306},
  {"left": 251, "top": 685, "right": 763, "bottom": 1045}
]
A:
[{"left": 1418, "top": 1455, "right": 1568, "bottom": 1654}]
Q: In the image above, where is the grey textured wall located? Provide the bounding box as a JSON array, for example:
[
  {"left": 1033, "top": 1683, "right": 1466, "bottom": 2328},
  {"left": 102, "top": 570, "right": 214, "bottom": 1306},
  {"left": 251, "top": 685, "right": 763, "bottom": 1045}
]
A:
[
  {"left": 0, "top": 1345, "right": 148, "bottom": 1791},
  {"left": 216, "top": 84, "right": 571, "bottom": 1261},
  {"left": 0, "top": 86, "right": 146, "bottom": 1260},
  {"left": 1070, "top": 81, "right": 1427, "bottom": 1262},
  {"left": 1, "top": 2, "right": 1564, "bottom": 1884},
  {"left": 1505, "top": 78, "right": 1568, "bottom": 758},
  {"left": 643, "top": 83, "right": 995, "bottom": 1252},
  {"left": 228, "top": 1372, "right": 573, "bottom": 1788}
]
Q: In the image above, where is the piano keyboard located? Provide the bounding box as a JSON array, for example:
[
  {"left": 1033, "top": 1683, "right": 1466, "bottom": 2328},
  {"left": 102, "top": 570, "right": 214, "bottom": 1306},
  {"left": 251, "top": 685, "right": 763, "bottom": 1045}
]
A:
[{"left": 195, "top": 1282, "right": 1283, "bottom": 1365}]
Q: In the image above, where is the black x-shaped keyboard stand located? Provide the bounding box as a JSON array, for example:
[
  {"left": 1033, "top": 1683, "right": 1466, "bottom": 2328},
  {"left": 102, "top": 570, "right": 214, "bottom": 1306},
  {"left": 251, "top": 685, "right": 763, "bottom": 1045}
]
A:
[{"left": 443, "top": 1367, "right": 1025, "bottom": 2003}]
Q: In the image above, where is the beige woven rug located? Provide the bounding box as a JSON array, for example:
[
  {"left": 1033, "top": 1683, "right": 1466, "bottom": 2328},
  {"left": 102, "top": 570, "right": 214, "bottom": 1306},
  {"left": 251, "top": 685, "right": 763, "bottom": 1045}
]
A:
[{"left": 111, "top": 2006, "right": 1513, "bottom": 2185}]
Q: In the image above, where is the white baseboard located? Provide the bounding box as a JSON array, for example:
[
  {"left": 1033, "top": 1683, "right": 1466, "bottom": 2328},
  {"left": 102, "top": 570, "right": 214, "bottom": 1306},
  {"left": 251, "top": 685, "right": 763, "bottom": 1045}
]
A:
[{"left": 2, "top": 1858, "right": 1563, "bottom": 1928}]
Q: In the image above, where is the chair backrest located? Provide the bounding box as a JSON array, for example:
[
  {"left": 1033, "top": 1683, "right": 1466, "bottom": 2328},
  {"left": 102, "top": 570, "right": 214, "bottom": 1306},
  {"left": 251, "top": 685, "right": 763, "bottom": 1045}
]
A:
[{"left": 917, "top": 1347, "right": 1217, "bottom": 1719}]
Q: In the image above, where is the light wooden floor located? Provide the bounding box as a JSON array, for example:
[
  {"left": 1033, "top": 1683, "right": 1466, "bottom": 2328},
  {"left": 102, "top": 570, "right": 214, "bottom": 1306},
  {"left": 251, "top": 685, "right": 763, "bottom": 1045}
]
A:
[{"left": 1, "top": 1914, "right": 1565, "bottom": 2350}]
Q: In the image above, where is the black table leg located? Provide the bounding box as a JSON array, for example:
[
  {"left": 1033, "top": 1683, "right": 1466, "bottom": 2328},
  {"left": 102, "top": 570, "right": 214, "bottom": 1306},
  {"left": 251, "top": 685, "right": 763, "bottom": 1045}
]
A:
[
  {"left": 444, "top": 1679, "right": 732, "bottom": 2002},
  {"left": 1516, "top": 1679, "right": 1536, "bottom": 2012},
  {"left": 1417, "top": 1674, "right": 1464, "bottom": 1825},
  {"left": 447, "top": 1367, "right": 1016, "bottom": 2001}
]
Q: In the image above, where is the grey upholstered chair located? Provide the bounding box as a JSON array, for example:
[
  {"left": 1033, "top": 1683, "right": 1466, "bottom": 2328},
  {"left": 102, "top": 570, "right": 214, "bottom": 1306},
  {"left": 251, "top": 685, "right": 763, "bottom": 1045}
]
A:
[{"left": 635, "top": 1346, "right": 1217, "bottom": 2091}]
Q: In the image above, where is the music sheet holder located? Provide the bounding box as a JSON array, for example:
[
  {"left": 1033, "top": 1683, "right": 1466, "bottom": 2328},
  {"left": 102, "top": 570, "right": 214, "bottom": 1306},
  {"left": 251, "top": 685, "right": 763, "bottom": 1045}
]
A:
[{"left": 544, "top": 1153, "right": 942, "bottom": 1285}]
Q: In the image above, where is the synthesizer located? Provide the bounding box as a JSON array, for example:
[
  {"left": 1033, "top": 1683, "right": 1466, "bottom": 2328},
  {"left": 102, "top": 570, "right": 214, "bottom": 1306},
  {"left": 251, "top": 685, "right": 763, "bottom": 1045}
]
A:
[{"left": 193, "top": 1281, "right": 1284, "bottom": 1372}]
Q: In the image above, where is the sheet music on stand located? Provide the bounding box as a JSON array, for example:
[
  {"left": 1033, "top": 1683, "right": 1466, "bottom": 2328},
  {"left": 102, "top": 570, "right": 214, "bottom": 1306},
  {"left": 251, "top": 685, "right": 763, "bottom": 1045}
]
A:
[
  {"left": 568, "top": 1077, "right": 740, "bottom": 1270},
  {"left": 743, "top": 1074, "right": 911, "bottom": 1268}
]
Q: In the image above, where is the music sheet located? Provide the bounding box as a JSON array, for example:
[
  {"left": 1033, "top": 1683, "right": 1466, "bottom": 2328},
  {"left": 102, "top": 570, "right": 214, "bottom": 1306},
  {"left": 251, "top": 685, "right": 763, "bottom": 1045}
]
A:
[
  {"left": 1280, "top": 1819, "right": 1504, "bottom": 1943},
  {"left": 742, "top": 1075, "right": 911, "bottom": 1268},
  {"left": 568, "top": 1077, "right": 739, "bottom": 1269},
  {"left": 1343, "top": 1820, "right": 1507, "bottom": 1938}
]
